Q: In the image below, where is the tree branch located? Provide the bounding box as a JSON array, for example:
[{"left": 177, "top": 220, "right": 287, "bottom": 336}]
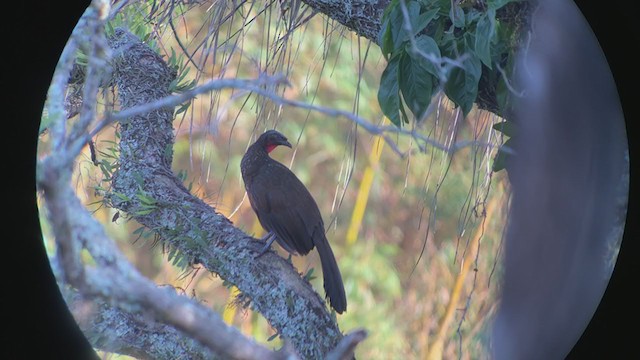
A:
[
  {"left": 105, "top": 27, "right": 344, "bottom": 359},
  {"left": 37, "top": 2, "right": 309, "bottom": 359},
  {"left": 53, "top": 264, "right": 217, "bottom": 360}
]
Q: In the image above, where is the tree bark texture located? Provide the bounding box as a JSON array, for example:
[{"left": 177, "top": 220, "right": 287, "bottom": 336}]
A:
[{"left": 61, "top": 284, "right": 216, "bottom": 360}]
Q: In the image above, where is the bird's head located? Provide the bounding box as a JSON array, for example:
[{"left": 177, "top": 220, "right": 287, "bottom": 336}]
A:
[{"left": 257, "top": 130, "right": 292, "bottom": 153}]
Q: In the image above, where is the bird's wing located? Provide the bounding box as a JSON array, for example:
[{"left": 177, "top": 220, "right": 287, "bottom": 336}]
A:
[{"left": 247, "top": 162, "right": 321, "bottom": 255}]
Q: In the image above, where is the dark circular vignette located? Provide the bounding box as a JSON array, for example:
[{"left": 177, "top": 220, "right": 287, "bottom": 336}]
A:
[
  {"left": 8, "top": 0, "right": 636, "bottom": 359},
  {"left": 568, "top": 0, "right": 637, "bottom": 357},
  {"left": 8, "top": 2, "right": 99, "bottom": 359}
]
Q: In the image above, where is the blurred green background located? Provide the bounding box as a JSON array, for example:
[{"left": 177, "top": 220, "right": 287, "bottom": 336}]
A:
[{"left": 38, "top": 1, "right": 511, "bottom": 359}]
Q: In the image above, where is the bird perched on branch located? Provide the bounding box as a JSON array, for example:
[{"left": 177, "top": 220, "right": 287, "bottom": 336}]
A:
[{"left": 240, "top": 130, "right": 347, "bottom": 314}]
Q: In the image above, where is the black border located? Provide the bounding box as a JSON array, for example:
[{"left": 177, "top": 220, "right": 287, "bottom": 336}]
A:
[
  {"left": 6, "top": 1, "right": 98, "bottom": 359},
  {"left": 568, "top": 0, "right": 637, "bottom": 357}
]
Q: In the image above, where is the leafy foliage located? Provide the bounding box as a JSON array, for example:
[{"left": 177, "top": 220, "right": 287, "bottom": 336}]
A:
[
  {"left": 377, "top": 0, "right": 521, "bottom": 126},
  {"left": 106, "top": 6, "right": 159, "bottom": 52},
  {"left": 491, "top": 120, "right": 516, "bottom": 172}
]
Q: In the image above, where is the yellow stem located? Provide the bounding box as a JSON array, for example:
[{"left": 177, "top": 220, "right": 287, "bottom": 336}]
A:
[
  {"left": 222, "top": 285, "right": 241, "bottom": 324},
  {"left": 426, "top": 197, "right": 499, "bottom": 360},
  {"left": 345, "top": 134, "right": 385, "bottom": 245}
]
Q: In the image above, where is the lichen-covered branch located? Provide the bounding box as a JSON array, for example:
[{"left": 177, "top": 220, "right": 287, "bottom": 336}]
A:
[
  {"left": 300, "top": 0, "right": 387, "bottom": 41},
  {"left": 39, "top": 174, "right": 280, "bottom": 359},
  {"left": 106, "top": 28, "right": 344, "bottom": 359},
  {"left": 38, "top": 1, "right": 337, "bottom": 359},
  {"left": 55, "top": 275, "right": 217, "bottom": 360}
]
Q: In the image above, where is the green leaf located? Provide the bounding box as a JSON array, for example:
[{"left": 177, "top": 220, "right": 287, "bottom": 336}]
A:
[
  {"left": 378, "top": 53, "right": 403, "bottom": 126},
  {"left": 492, "top": 137, "right": 513, "bottom": 172},
  {"left": 474, "top": 13, "right": 494, "bottom": 68},
  {"left": 135, "top": 208, "right": 156, "bottom": 216},
  {"left": 488, "top": 0, "right": 519, "bottom": 11},
  {"left": 132, "top": 226, "right": 146, "bottom": 236},
  {"left": 168, "top": 47, "right": 177, "bottom": 66},
  {"left": 379, "top": 1, "right": 439, "bottom": 57},
  {"left": 450, "top": 3, "right": 465, "bottom": 28},
  {"left": 412, "top": 34, "right": 442, "bottom": 77},
  {"left": 378, "top": 0, "right": 401, "bottom": 57},
  {"left": 136, "top": 192, "right": 156, "bottom": 206},
  {"left": 303, "top": 268, "right": 316, "bottom": 281},
  {"left": 387, "top": 4, "right": 408, "bottom": 51},
  {"left": 411, "top": 7, "right": 440, "bottom": 37},
  {"left": 444, "top": 53, "right": 482, "bottom": 116},
  {"left": 380, "top": 0, "right": 400, "bottom": 24},
  {"left": 398, "top": 100, "right": 410, "bottom": 125},
  {"left": 175, "top": 102, "right": 191, "bottom": 115},
  {"left": 400, "top": 48, "right": 434, "bottom": 120},
  {"left": 113, "top": 192, "right": 132, "bottom": 202},
  {"left": 465, "top": 8, "right": 483, "bottom": 25},
  {"left": 379, "top": 22, "right": 392, "bottom": 59},
  {"left": 492, "top": 120, "right": 516, "bottom": 138}
]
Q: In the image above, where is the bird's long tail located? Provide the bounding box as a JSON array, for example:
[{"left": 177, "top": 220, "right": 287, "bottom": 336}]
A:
[{"left": 315, "top": 233, "right": 347, "bottom": 314}]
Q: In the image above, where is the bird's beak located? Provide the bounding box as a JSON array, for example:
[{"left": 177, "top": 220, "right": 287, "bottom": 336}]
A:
[{"left": 281, "top": 139, "right": 292, "bottom": 148}]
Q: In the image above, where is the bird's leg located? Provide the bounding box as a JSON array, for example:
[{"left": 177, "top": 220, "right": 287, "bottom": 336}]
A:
[{"left": 255, "top": 232, "right": 277, "bottom": 258}]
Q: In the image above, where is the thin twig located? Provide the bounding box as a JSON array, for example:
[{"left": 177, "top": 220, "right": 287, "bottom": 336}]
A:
[{"left": 76, "top": 72, "right": 505, "bottom": 160}]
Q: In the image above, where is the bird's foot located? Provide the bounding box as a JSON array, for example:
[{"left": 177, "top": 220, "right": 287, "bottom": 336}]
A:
[{"left": 255, "top": 232, "right": 277, "bottom": 259}]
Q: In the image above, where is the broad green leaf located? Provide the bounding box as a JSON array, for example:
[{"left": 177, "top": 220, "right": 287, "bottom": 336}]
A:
[
  {"left": 385, "top": 2, "right": 407, "bottom": 54},
  {"left": 404, "top": 1, "right": 422, "bottom": 34},
  {"left": 399, "top": 100, "right": 410, "bottom": 125},
  {"left": 450, "top": 3, "right": 465, "bottom": 28},
  {"left": 488, "top": 0, "right": 519, "bottom": 11},
  {"left": 411, "top": 7, "right": 440, "bottom": 37},
  {"left": 492, "top": 137, "right": 513, "bottom": 172},
  {"left": 465, "top": 8, "right": 483, "bottom": 25},
  {"left": 463, "top": 31, "right": 476, "bottom": 53},
  {"left": 474, "top": 13, "right": 494, "bottom": 68},
  {"left": 379, "top": 1, "right": 439, "bottom": 57},
  {"left": 379, "top": 0, "right": 399, "bottom": 56},
  {"left": 412, "top": 34, "right": 441, "bottom": 77},
  {"left": 492, "top": 120, "right": 516, "bottom": 138},
  {"left": 400, "top": 47, "right": 435, "bottom": 120},
  {"left": 380, "top": 0, "right": 400, "bottom": 24},
  {"left": 378, "top": 54, "right": 403, "bottom": 126},
  {"left": 444, "top": 53, "right": 482, "bottom": 116},
  {"left": 439, "top": 31, "right": 459, "bottom": 59},
  {"left": 379, "top": 20, "right": 394, "bottom": 58}
]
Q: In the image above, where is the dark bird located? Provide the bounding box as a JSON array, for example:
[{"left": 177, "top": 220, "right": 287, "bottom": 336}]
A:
[{"left": 241, "top": 130, "right": 347, "bottom": 314}]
